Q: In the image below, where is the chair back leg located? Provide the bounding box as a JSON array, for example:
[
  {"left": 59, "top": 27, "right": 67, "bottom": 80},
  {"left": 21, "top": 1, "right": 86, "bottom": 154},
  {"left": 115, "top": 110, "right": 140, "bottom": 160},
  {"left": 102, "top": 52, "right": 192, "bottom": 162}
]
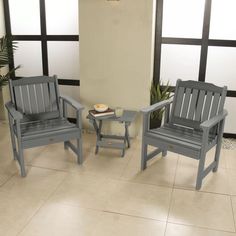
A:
[
  {"left": 8, "top": 117, "right": 17, "bottom": 160},
  {"left": 77, "top": 138, "right": 83, "bottom": 164},
  {"left": 141, "top": 141, "right": 148, "bottom": 170},
  {"left": 213, "top": 120, "right": 225, "bottom": 172}
]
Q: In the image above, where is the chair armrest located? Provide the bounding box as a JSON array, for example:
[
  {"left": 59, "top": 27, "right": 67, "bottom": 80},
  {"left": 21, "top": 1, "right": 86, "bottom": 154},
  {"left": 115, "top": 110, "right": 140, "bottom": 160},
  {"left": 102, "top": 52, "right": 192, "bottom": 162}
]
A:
[
  {"left": 141, "top": 98, "right": 173, "bottom": 114},
  {"left": 60, "top": 95, "right": 84, "bottom": 111},
  {"left": 5, "top": 102, "right": 23, "bottom": 120},
  {"left": 200, "top": 109, "right": 228, "bottom": 131}
]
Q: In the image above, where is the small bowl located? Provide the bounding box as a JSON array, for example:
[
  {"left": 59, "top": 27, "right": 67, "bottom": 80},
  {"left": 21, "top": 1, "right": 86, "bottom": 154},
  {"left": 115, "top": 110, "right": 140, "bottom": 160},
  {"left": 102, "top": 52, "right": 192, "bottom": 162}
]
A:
[{"left": 94, "top": 104, "right": 108, "bottom": 112}]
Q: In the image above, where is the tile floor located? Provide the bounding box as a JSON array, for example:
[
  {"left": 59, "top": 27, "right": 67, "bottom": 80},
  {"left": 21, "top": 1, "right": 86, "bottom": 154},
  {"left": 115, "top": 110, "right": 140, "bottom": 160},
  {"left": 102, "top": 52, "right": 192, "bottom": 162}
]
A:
[{"left": 0, "top": 122, "right": 236, "bottom": 235}]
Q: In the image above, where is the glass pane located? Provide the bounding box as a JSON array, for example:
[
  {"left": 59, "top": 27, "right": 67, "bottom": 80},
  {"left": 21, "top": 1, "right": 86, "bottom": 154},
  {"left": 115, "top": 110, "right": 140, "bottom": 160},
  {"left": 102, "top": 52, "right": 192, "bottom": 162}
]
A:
[
  {"left": 14, "top": 41, "right": 43, "bottom": 77},
  {"left": 205, "top": 46, "right": 236, "bottom": 90},
  {"left": 46, "top": 0, "right": 79, "bottom": 35},
  {"left": 48, "top": 42, "right": 79, "bottom": 80},
  {"left": 160, "top": 44, "right": 201, "bottom": 86},
  {"left": 210, "top": 0, "right": 236, "bottom": 40},
  {"left": 162, "top": 0, "right": 205, "bottom": 38},
  {"left": 9, "top": 0, "right": 40, "bottom": 35},
  {"left": 224, "top": 97, "right": 236, "bottom": 134}
]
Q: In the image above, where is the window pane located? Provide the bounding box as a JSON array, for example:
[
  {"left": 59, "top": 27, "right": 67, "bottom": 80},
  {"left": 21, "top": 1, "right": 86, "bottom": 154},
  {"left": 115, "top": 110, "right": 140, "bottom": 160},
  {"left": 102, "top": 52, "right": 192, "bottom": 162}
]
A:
[
  {"left": 210, "top": 0, "right": 236, "bottom": 40},
  {"left": 9, "top": 0, "right": 40, "bottom": 35},
  {"left": 48, "top": 42, "right": 79, "bottom": 80},
  {"left": 162, "top": 0, "right": 205, "bottom": 38},
  {"left": 46, "top": 0, "right": 79, "bottom": 35},
  {"left": 14, "top": 41, "right": 43, "bottom": 77},
  {"left": 205, "top": 46, "right": 236, "bottom": 90},
  {"left": 160, "top": 45, "right": 201, "bottom": 86}
]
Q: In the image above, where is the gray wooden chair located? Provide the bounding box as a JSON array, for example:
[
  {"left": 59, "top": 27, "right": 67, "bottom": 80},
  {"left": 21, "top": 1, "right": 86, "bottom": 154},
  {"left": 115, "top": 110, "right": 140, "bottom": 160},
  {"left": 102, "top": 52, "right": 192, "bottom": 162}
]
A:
[
  {"left": 141, "top": 79, "right": 228, "bottom": 190},
  {"left": 5, "top": 75, "right": 84, "bottom": 177}
]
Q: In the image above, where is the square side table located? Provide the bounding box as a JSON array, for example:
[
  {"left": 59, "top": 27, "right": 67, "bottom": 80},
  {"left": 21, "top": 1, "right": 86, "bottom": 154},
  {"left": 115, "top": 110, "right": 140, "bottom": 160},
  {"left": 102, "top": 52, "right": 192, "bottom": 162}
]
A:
[{"left": 87, "top": 110, "right": 137, "bottom": 157}]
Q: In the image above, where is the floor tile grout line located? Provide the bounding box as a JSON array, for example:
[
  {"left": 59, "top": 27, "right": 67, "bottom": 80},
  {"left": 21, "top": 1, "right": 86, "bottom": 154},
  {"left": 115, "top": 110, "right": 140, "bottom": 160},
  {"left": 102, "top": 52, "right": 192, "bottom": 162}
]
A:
[
  {"left": 102, "top": 209, "right": 167, "bottom": 223},
  {"left": 167, "top": 221, "right": 236, "bottom": 234},
  {"left": 164, "top": 154, "right": 180, "bottom": 236},
  {"left": 28, "top": 198, "right": 168, "bottom": 224},
  {"left": 173, "top": 185, "right": 232, "bottom": 197},
  {"left": 117, "top": 148, "right": 136, "bottom": 179},
  {"left": 230, "top": 195, "right": 236, "bottom": 232},
  {"left": 16, "top": 200, "right": 46, "bottom": 236},
  {"left": 0, "top": 172, "right": 17, "bottom": 188},
  {"left": 15, "top": 171, "right": 69, "bottom": 236},
  {"left": 26, "top": 164, "right": 71, "bottom": 173}
]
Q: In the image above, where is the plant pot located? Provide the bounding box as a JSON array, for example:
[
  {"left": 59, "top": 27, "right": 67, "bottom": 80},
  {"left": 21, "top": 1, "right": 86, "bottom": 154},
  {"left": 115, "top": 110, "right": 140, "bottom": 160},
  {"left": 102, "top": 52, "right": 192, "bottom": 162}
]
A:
[{"left": 150, "top": 117, "right": 162, "bottom": 129}]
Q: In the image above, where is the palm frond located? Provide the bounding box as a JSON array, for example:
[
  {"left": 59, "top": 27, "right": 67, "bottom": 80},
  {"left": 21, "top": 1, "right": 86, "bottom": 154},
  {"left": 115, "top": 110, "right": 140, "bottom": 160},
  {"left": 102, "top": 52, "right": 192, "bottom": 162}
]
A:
[
  {"left": 0, "top": 36, "right": 19, "bottom": 87},
  {"left": 150, "top": 80, "right": 173, "bottom": 120}
]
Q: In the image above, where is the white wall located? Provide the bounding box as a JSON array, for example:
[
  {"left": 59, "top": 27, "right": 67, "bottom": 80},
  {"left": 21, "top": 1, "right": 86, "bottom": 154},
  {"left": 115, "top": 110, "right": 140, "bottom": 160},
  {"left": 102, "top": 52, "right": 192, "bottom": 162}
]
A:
[
  {"left": 79, "top": 0, "right": 155, "bottom": 137},
  {"left": 0, "top": 0, "right": 4, "bottom": 36}
]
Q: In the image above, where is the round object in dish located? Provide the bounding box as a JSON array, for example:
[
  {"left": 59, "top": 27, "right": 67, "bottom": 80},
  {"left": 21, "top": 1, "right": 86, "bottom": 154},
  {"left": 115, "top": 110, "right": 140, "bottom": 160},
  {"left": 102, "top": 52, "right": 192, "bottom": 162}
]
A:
[{"left": 94, "top": 104, "right": 108, "bottom": 112}]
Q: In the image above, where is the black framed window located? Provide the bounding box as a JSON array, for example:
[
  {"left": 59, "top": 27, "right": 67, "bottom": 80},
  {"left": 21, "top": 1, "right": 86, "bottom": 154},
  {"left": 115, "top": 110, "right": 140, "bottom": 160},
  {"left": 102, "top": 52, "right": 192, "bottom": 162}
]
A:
[
  {"left": 3, "top": 0, "right": 80, "bottom": 87},
  {"left": 154, "top": 0, "right": 236, "bottom": 137}
]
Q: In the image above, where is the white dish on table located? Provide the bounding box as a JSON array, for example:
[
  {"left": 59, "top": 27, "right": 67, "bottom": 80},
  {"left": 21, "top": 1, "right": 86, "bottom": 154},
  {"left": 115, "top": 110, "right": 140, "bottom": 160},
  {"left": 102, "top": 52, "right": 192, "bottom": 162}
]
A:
[{"left": 94, "top": 104, "right": 108, "bottom": 112}]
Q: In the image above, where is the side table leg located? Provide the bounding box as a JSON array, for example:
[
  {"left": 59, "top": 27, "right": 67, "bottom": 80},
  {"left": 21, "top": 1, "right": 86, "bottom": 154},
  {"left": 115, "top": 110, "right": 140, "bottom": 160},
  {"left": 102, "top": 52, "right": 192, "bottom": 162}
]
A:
[
  {"left": 121, "top": 149, "right": 125, "bottom": 157},
  {"left": 95, "top": 145, "right": 99, "bottom": 154},
  {"left": 125, "top": 122, "right": 131, "bottom": 148},
  {"left": 95, "top": 120, "right": 103, "bottom": 155}
]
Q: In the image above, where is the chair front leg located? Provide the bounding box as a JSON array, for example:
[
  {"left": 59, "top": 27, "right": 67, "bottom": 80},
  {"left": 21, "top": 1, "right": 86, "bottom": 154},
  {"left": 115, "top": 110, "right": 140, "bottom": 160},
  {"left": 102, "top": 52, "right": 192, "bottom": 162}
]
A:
[
  {"left": 213, "top": 119, "right": 225, "bottom": 172},
  {"left": 16, "top": 121, "right": 26, "bottom": 177},
  {"left": 141, "top": 141, "right": 148, "bottom": 170},
  {"left": 196, "top": 129, "right": 209, "bottom": 190},
  {"left": 8, "top": 115, "right": 17, "bottom": 160},
  {"left": 141, "top": 113, "right": 149, "bottom": 170},
  {"left": 76, "top": 110, "right": 83, "bottom": 164},
  {"left": 77, "top": 138, "right": 83, "bottom": 164}
]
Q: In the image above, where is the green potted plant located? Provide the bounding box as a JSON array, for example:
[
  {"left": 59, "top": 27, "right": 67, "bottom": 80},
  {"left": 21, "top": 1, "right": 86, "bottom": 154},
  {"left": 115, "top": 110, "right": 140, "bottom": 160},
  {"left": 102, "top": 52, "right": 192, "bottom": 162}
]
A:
[
  {"left": 0, "top": 36, "right": 19, "bottom": 119},
  {"left": 150, "top": 80, "right": 173, "bottom": 129},
  {"left": 0, "top": 36, "right": 19, "bottom": 87}
]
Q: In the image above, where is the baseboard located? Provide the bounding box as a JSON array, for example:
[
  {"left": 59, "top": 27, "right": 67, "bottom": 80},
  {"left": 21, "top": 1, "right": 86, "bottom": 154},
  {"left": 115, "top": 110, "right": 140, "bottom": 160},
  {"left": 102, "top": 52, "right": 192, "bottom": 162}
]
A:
[{"left": 223, "top": 133, "right": 236, "bottom": 139}]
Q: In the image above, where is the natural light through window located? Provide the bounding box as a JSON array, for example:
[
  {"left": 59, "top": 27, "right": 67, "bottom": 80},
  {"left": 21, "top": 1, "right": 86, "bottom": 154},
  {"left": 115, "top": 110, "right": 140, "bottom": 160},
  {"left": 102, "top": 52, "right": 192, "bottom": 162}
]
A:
[
  {"left": 45, "top": 0, "right": 79, "bottom": 35},
  {"left": 162, "top": 0, "right": 205, "bottom": 38},
  {"left": 210, "top": 0, "right": 236, "bottom": 40}
]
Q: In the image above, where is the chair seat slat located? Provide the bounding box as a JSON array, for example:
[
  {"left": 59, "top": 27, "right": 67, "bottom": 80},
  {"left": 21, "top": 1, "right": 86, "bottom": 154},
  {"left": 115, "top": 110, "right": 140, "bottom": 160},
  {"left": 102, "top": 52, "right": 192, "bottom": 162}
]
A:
[
  {"left": 16, "top": 118, "right": 76, "bottom": 137},
  {"left": 150, "top": 124, "right": 216, "bottom": 145}
]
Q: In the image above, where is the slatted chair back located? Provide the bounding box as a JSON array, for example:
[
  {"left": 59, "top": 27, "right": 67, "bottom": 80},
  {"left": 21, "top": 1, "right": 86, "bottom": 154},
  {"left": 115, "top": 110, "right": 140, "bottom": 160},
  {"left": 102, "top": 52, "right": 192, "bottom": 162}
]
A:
[
  {"left": 9, "top": 75, "right": 61, "bottom": 122},
  {"left": 170, "top": 79, "right": 227, "bottom": 131}
]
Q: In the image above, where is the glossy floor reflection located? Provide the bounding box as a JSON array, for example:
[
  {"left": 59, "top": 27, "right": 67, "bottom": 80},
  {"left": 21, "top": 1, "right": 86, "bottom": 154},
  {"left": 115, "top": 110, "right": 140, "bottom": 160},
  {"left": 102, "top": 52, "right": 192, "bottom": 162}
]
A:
[{"left": 0, "top": 122, "right": 236, "bottom": 236}]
